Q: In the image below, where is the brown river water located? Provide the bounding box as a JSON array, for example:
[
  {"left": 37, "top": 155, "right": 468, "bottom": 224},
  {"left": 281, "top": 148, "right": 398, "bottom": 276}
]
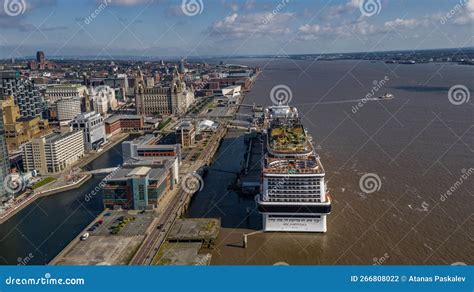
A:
[{"left": 188, "top": 58, "right": 473, "bottom": 265}]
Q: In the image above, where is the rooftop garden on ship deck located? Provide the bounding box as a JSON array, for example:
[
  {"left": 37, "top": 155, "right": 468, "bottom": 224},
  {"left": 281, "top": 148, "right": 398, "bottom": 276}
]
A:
[{"left": 268, "top": 124, "right": 311, "bottom": 153}]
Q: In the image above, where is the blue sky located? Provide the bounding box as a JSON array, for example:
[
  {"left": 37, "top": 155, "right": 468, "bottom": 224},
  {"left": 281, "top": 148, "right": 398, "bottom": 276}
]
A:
[{"left": 0, "top": 0, "right": 473, "bottom": 59}]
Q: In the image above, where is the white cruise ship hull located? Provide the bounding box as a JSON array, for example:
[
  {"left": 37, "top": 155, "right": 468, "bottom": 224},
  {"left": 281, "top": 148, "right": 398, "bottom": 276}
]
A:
[{"left": 263, "top": 214, "right": 327, "bottom": 232}]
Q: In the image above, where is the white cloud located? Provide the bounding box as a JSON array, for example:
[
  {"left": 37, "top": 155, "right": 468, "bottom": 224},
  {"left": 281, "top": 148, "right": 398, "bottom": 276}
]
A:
[
  {"left": 297, "top": 16, "right": 432, "bottom": 41},
  {"left": 298, "top": 20, "right": 377, "bottom": 40},
  {"left": 452, "top": 0, "right": 474, "bottom": 24},
  {"left": 320, "top": 0, "right": 360, "bottom": 20},
  {"left": 211, "top": 12, "right": 293, "bottom": 38},
  {"left": 384, "top": 18, "right": 427, "bottom": 30},
  {"left": 107, "top": 0, "right": 150, "bottom": 5}
]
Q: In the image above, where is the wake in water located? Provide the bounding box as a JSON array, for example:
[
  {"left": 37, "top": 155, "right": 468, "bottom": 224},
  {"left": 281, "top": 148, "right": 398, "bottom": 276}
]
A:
[{"left": 292, "top": 95, "right": 394, "bottom": 106}]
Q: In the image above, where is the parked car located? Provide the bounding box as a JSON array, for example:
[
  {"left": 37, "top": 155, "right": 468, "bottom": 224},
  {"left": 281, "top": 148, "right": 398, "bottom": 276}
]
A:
[{"left": 80, "top": 233, "right": 89, "bottom": 241}]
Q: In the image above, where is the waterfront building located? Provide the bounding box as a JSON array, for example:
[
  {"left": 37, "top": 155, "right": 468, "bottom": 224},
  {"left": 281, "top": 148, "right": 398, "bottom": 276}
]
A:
[
  {"left": 44, "top": 84, "right": 88, "bottom": 103},
  {"left": 104, "top": 115, "right": 145, "bottom": 137},
  {"left": 122, "top": 135, "right": 181, "bottom": 163},
  {"left": 1, "top": 96, "right": 50, "bottom": 150},
  {"left": 210, "top": 77, "right": 252, "bottom": 91},
  {"left": 222, "top": 85, "right": 242, "bottom": 98},
  {"left": 103, "top": 137, "right": 181, "bottom": 210},
  {"left": 22, "top": 129, "right": 85, "bottom": 175},
  {"left": 197, "top": 119, "right": 219, "bottom": 132},
  {"left": 135, "top": 72, "right": 191, "bottom": 116},
  {"left": 102, "top": 157, "right": 178, "bottom": 210},
  {"left": 56, "top": 97, "right": 82, "bottom": 121},
  {"left": 256, "top": 105, "right": 332, "bottom": 232},
  {"left": 221, "top": 85, "right": 242, "bottom": 104},
  {"left": 71, "top": 111, "right": 107, "bottom": 151},
  {"left": 228, "top": 68, "right": 253, "bottom": 78},
  {"left": 175, "top": 121, "right": 195, "bottom": 148},
  {"left": 135, "top": 84, "right": 183, "bottom": 115},
  {"left": 0, "top": 108, "right": 10, "bottom": 202},
  {"left": 0, "top": 71, "right": 46, "bottom": 118}
]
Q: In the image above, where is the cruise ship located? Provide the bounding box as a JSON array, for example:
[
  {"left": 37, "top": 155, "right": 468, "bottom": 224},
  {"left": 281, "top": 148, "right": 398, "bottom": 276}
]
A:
[{"left": 256, "top": 105, "right": 332, "bottom": 232}]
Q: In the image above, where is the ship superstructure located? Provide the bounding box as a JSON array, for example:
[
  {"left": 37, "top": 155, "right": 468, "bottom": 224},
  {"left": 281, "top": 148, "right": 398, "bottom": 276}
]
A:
[{"left": 256, "top": 105, "right": 331, "bottom": 232}]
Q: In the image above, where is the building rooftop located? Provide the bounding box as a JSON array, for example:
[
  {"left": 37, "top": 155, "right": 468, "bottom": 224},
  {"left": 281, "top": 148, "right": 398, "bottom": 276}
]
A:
[
  {"left": 104, "top": 115, "right": 142, "bottom": 124},
  {"left": 73, "top": 111, "right": 100, "bottom": 120},
  {"left": 127, "top": 166, "right": 152, "bottom": 177},
  {"left": 40, "top": 130, "right": 80, "bottom": 144},
  {"left": 107, "top": 166, "right": 165, "bottom": 181},
  {"left": 16, "top": 116, "right": 38, "bottom": 123},
  {"left": 46, "top": 84, "right": 85, "bottom": 89},
  {"left": 176, "top": 121, "right": 194, "bottom": 131},
  {"left": 0, "top": 71, "right": 20, "bottom": 79},
  {"left": 127, "top": 134, "right": 164, "bottom": 146},
  {"left": 123, "top": 156, "right": 176, "bottom": 167},
  {"left": 198, "top": 119, "right": 218, "bottom": 131}
]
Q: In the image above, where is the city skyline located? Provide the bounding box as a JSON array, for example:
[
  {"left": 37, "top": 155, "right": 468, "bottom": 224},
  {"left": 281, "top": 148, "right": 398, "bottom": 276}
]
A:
[{"left": 0, "top": 0, "right": 473, "bottom": 59}]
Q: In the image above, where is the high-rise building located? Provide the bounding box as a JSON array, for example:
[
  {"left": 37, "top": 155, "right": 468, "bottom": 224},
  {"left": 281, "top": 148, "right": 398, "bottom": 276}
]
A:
[
  {"left": 179, "top": 59, "right": 186, "bottom": 74},
  {"left": 0, "top": 71, "right": 46, "bottom": 118},
  {"left": 22, "top": 130, "right": 85, "bottom": 175},
  {"left": 0, "top": 107, "right": 10, "bottom": 202},
  {"left": 36, "top": 51, "right": 45, "bottom": 63},
  {"left": 56, "top": 97, "right": 82, "bottom": 121},
  {"left": 1, "top": 96, "right": 50, "bottom": 150},
  {"left": 71, "top": 111, "right": 107, "bottom": 151}
]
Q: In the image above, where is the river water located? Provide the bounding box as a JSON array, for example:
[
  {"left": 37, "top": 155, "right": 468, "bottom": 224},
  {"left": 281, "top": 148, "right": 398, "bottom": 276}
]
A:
[
  {"left": 0, "top": 141, "right": 127, "bottom": 265},
  {"left": 188, "top": 59, "right": 473, "bottom": 265}
]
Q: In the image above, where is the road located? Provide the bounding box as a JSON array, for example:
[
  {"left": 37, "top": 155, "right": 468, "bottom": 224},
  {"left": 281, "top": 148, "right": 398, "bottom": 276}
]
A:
[
  {"left": 129, "top": 173, "right": 199, "bottom": 265},
  {"left": 129, "top": 131, "right": 224, "bottom": 265}
]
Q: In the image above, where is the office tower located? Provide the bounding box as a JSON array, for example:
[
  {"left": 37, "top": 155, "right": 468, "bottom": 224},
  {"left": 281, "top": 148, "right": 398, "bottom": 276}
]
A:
[
  {"left": 22, "top": 130, "right": 84, "bottom": 175},
  {"left": 36, "top": 51, "right": 45, "bottom": 63},
  {"left": 56, "top": 97, "right": 82, "bottom": 121},
  {"left": 0, "top": 107, "right": 10, "bottom": 202},
  {"left": 71, "top": 111, "right": 107, "bottom": 151},
  {"left": 0, "top": 71, "right": 46, "bottom": 118}
]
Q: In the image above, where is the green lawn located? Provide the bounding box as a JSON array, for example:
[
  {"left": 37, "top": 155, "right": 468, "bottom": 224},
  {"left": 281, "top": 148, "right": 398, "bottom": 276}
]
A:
[
  {"left": 32, "top": 177, "right": 56, "bottom": 189},
  {"left": 158, "top": 118, "right": 172, "bottom": 130}
]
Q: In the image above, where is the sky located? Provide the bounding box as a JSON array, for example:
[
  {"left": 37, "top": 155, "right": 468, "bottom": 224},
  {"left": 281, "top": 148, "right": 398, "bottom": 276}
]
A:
[{"left": 0, "top": 0, "right": 473, "bottom": 59}]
